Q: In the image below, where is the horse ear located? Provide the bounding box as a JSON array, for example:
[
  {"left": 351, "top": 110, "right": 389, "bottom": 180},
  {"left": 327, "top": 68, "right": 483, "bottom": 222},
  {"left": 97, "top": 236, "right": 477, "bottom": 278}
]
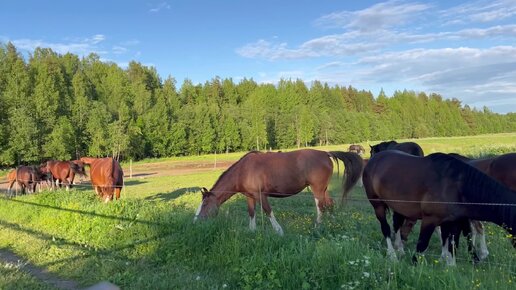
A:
[{"left": 201, "top": 187, "right": 208, "bottom": 194}]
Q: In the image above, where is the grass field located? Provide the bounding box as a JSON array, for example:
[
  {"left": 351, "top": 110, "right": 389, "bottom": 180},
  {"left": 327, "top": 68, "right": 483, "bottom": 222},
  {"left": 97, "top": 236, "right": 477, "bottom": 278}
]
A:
[{"left": 1, "top": 133, "right": 516, "bottom": 289}]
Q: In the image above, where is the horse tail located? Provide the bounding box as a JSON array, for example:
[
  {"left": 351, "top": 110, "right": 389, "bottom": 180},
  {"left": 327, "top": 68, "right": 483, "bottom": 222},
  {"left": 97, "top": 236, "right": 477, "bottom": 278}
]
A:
[
  {"left": 69, "top": 161, "right": 86, "bottom": 176},
  {"left": 328, "top": 151, "right": 364, "bottom": 203}
]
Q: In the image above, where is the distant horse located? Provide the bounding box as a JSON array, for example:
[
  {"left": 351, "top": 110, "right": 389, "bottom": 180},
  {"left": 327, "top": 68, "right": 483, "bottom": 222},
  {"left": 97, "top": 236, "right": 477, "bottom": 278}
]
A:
[
  {"left": 369, "top": 140, "right": 424, "bottom": 157},
  {"left": 361, "top": 151, "right": 516, "bottom": 265},
  {"left": 194, "top": 149, "right": 364, "bottom": 235},
  {"left": 80, "top": 157, "right": 124, "bottom": 202},
  {"left": 43, "top": 160, "right": 87, "bottom": 191},
  {"left": 7, "top": 166, "right": 44, "bottom": 196},
  {"left": 348, "top": 144, "right": 365, "bottom": 155}
]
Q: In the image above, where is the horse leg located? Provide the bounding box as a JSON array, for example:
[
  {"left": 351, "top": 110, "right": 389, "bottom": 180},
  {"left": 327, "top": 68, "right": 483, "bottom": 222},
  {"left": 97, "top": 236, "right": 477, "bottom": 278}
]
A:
[
  {"left": 470, "top": 220, "right": 489, "bottom": 260},
  {"left": 392, "top": 212, "right": 406, "bottom": 254},
  {"left": 115, "top": 187, "right": 121, "bottom": 200},
  {"left": 311, "top": 183, "right": 333, "bottom": 225},
  {"left": 412, "top": 217, "right": 438, "bottom": 264},
  {"left": 247, "top": 197, "right": 257, "bottom": 231},
  {"left": 439, "top": 222, "right": 456, "bottom": 266},
  {"left": 372, "top": 203, "right": 396, "bottom": 260},
  {"left": 260, "top": 195, "right": 284, "bottom": 236},
  {"left": 7, "top": 180, "right": 15, "bottom": 197}
]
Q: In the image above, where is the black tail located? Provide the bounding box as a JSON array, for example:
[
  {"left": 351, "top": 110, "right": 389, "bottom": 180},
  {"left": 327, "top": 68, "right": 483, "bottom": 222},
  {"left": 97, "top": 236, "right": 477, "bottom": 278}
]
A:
[
  {"left": 70, "top": 162, "right": 87, "bottom": 177},
  {"left": 328, "top": 151, "right": 364, "bottom": 203}
]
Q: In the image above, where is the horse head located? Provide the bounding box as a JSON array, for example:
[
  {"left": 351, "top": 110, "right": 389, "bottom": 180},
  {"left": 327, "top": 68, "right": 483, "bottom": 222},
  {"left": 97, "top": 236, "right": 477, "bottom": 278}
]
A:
[{"left": 194, "top": 187, "right": 219, "bottom": 221}]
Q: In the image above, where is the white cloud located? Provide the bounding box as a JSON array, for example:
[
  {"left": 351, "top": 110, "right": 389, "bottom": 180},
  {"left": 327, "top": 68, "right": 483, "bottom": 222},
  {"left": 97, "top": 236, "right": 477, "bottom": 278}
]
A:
[
  {"left": 149, "top": 2, "right": 170, "bottom": 13},
  {"left": 314, "top": 0, "right": 431, "bottom": 31},
  {"left": 10, "top": 34, "right": 108, "bottom": 55},
  {"left": 440, "top": 0, "right": 516, "bottom": 25}
]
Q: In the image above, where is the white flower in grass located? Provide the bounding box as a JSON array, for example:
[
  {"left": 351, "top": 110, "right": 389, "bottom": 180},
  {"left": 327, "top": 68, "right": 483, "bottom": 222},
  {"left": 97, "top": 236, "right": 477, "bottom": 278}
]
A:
[
  {"left": 363, "top": 272, "right": 370, "bottom": 278},
  {"left": 196, "top": 276, "right": 201, "bottom": 281}
]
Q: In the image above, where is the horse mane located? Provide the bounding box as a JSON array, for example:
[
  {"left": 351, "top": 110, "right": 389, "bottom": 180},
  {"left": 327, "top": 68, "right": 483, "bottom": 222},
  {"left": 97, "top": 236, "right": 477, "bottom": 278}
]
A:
[
  {"left": 428, "top": 153, "right": 516, "bottom": 207},
  {"left": 210, "top": 151, "right": 262, "bottom": 190},
  {"left": 448, "top": 153, "right": 472, "bottom": 162}
]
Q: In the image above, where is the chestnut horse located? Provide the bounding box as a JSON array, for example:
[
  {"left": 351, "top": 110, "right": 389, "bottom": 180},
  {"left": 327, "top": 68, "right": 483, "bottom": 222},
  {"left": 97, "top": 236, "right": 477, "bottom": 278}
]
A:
[
  {"left": 194, "top": 149, "right": 364, "bottom": 235},
  {"left": 43, "top": 160, "right": 87, "bottom": 191},
  {"left": 7, "top": 166, "right": 46, "bottom": 196},
  {"left": 80, "top": 157, "right": 124, "bottom": 202},
  {"left": 361, "top": 151, "right": 516, "bottom": 265},
  {"left": 369, "top": 140, "right": 424, "bottom": 157}
]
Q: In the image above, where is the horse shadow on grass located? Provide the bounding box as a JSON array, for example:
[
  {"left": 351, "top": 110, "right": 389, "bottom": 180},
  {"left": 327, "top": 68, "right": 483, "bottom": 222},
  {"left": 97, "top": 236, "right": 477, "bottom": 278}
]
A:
[{"left": 144, "top": 187, "right": 201, "bottom": 202}]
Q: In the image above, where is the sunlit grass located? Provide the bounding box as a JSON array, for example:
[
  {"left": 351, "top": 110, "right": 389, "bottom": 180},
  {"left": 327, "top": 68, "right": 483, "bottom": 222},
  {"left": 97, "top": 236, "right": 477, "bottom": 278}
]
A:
[{"left": 0, "top": 133, "right": 515, "bottom": 289}]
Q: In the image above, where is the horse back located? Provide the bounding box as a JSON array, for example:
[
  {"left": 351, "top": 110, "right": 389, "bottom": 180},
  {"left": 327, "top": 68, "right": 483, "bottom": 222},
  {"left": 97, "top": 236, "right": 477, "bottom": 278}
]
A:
[
  {"left": 239, "top": 149, "right": 332, "bottom": 194},
  {"left": 488, "top": 153, "right": 516, "bottom": 190},
  {"left": 394, "top": 142, "right": 424, "bottom": 157}
]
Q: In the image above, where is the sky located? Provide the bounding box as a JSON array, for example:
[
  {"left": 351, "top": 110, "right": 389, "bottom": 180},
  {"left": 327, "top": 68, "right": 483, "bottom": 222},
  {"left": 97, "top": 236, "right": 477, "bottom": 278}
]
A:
[{"left": 1, "top": 0, "right": 516, "bottom": 113}]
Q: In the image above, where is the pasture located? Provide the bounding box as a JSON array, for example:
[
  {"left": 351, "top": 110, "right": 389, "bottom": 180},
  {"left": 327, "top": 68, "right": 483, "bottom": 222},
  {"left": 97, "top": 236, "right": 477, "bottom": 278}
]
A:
[{"left": 1, "top": 133, "right": 516, "bottom": 289}]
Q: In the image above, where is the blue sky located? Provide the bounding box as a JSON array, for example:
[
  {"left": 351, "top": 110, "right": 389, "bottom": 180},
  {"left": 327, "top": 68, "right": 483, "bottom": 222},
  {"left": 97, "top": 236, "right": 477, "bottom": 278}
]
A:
[{"left": 1, "top": 0, "right": 516, "bottom": 113}]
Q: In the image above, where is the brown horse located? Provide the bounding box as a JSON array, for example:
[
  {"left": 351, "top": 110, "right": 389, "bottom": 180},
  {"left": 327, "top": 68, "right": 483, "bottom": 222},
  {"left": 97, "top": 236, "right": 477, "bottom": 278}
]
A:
[
  {"left": 369, "top": 140, "right": 424, "bottom": 157},
  {"left": 403, "top": 152, "right": 516, "bottom": 260},
  {"left": 7, "top": 166, "right": 45, "bottom": 196},
  {"left": 348, "top": 144, "right": 365, "bottom": 155},
  {"left": 43, "top": 160, "right": 87, "bottom": 191},
  {"left": 194, "top": 149, "right": 363, "bottom": 235},
  {"left": 361, "top": 151, "right": 516, "bottom": 265},
  {"left": 80, "top": 157, "right": 124, "bottom": 202}
]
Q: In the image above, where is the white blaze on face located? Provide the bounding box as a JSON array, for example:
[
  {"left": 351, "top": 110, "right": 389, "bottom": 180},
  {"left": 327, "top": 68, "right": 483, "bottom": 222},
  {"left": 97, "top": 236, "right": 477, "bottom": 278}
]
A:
[{"left": 194, "top": 200, "right": 204, "bottom": 222}]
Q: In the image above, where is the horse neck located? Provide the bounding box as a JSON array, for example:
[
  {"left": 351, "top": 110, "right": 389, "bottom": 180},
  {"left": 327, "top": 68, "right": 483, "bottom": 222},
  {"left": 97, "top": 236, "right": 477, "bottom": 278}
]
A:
[
  {"left": 211, "top": 169, "right": 240, "bottom": 206},
  {"left": 470, "top": 158, "right": 492, "bottom": 173},
  {"left": 461, "top": 173, "right": 516, "bottom": 232}
]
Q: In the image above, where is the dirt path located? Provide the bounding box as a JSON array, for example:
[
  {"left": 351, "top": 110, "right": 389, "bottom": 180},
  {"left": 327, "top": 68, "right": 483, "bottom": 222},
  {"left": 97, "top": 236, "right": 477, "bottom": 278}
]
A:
[{"left": 0, "top": 160, "right": 234, "bottom": 193}]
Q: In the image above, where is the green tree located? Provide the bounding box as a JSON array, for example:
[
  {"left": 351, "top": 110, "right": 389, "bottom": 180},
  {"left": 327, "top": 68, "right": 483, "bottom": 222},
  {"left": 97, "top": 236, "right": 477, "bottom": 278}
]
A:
[{"left": 44, "top": 116, "right": 75, "bottom": 160}]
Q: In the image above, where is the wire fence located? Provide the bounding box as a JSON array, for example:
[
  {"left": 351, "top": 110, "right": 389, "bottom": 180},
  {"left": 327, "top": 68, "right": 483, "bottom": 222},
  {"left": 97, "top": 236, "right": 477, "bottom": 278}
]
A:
[{"left": 1, "top": 170, "right": 515, "bottom": 274}]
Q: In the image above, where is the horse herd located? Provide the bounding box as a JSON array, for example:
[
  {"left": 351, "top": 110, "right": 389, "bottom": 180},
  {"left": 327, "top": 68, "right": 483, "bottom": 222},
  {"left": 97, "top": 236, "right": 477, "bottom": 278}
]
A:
[
  {"left": 5, "top": 157, "right": 124, "bottom": 202},
  {"left": 194, "top": 141, "right": 516, "bottom": 265}
]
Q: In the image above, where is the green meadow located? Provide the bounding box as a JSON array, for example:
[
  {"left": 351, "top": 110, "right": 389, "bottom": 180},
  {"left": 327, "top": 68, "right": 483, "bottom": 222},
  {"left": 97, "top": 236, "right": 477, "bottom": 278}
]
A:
[{"left": 1, "top": 133, "right": 516, "bottom": 289}]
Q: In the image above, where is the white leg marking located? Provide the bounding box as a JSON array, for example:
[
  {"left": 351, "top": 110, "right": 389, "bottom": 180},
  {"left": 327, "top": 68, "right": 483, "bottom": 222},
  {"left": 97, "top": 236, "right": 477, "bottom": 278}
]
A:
[
  {"left": 441, "top": 237, "right": 457, "bottom": 266},
  {"left": 394, "top": 230, "right": 405, "bottom": 255},
  {"left": 249, "top": 215, "right": 256, "bottom": 231},
  {"left": 314, "top": 198, "right": 322, "bottom": 224},
  {"left": 435, "top": 226, "right": 442, "bottom": 244},
  {"left": 386, "top": 237, "right": 397, "bottom": 261},
  {"left": 471, "top": 222, "right": 489, "bottom": 260},
  {"left": 193, "top": 202, "right": 203, "bottom": 222},
  {"left": 357, "top": 176, "right": 363, "bottom": 187},
  {"left": 269, "top": 211, "right": 284, "bottom": 236}
]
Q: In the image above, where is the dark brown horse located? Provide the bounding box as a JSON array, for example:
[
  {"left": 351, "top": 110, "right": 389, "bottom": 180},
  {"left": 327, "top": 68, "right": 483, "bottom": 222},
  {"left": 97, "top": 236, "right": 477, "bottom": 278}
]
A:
[
  {"left": 361, "top": 151, "right": 516, "bottom": 265},
  {"left": 194, "top": 149, "right": 363, "bottom": 235},
  {"left": 449, "top": 153, "right": 516, "bottom": 190},
  {"left": 369, "top": 140, "right": 424, "bottom": 157},
  {"left": 400, "top": 152, "right": 516, "bottom": 260},
  {"left": 7, "top": 166, "right": 45, "bottom": 196},
  {"left": 348, "top": 144, "right": 365, "bottom": 155},
  {"left": 80, "top": 157, "right": 124, "bottom": 202},
  {"left": 43, "top": 160, "right": 87, "bottom": 191}
]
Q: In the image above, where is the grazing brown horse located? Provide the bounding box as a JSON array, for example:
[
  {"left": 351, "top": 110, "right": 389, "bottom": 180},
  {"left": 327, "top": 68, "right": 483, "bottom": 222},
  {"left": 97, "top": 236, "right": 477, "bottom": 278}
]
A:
[
  {"left": 80, "top": 157, "right": 124, "bottom": 202},
  {"left": 7, "top": 166, "right": 45, "bottom": 196},
  {"left": 361, "top": 151, "right": 516, "bottom": 265},
  {"left": 348, "top": 144, "right": 365, "bottom": 155},
  {"left": 369, "top": 140, "right": 424, "bottom": 157},
  {"left": 194, "top": 149, "right": 364, "bottom": 235},
  {"left": 43, "top": 160, "right": 87, "bottom": 191}
]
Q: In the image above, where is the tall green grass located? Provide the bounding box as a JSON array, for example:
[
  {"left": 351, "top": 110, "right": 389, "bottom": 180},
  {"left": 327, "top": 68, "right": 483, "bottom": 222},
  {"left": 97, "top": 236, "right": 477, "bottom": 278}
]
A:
[{"left": 1, "top": 133, "right": 515, "bottom": 289}]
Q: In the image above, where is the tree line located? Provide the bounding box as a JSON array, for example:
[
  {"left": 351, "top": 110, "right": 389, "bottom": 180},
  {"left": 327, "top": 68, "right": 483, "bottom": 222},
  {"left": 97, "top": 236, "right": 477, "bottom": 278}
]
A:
[{"left": 0, "top": 42, "right": 514, "bottom": 166}]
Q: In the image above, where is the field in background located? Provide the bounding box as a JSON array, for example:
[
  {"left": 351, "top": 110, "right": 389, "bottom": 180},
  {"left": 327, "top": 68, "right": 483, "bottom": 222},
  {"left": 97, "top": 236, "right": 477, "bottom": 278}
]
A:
[{"left": 1, "top": 133, "right": 516, "bottom": 289}]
